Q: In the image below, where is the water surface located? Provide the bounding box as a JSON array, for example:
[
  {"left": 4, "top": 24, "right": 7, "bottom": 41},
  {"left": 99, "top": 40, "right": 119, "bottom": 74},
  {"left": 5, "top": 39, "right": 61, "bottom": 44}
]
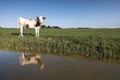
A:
[{"left": 0, "top": 50, "right": 120, "bottom": 80}]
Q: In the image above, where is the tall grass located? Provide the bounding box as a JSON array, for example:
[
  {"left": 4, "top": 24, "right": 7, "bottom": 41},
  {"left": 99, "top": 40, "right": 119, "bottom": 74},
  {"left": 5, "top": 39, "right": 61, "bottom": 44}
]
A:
[{"left": 0, "top": 28, "right": 120, "bottom": 59}]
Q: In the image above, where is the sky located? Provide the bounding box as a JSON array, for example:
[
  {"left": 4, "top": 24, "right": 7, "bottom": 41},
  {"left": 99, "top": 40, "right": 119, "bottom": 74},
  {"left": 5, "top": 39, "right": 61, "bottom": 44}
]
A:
[{"left": 0, "top": 0, "right": 120, "bottom": 28}]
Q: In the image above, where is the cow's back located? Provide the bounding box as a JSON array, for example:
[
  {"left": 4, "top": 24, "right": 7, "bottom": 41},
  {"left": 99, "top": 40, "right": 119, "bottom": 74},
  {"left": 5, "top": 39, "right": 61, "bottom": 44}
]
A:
[{"left": 18, "top": 17, "right": 36, "bottom": 28}]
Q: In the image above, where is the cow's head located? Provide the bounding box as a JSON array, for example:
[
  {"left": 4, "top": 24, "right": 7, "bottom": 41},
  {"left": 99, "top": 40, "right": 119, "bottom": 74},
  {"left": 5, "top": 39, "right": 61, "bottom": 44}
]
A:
[{"left": 36, "top": 16, "right": 46, "bottom": 23}]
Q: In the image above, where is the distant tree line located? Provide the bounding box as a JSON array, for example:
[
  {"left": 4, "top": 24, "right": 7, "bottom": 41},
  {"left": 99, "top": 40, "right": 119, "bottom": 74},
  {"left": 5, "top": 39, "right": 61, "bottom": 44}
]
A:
[{"left": 41, "top": 25, "right": 61, "bottom": 29}]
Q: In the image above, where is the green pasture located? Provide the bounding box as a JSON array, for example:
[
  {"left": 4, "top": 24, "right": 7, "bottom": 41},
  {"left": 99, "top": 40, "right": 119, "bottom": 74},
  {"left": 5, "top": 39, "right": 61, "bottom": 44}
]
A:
[{"left": 0, "top": 28, "right": 120, "bottom": 59}]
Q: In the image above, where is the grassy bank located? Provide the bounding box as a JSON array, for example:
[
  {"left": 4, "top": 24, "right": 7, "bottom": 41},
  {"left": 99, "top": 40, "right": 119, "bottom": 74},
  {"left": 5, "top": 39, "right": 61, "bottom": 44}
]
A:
[{"left": 0, "top": 28, "right": 120, "bottom": 59}]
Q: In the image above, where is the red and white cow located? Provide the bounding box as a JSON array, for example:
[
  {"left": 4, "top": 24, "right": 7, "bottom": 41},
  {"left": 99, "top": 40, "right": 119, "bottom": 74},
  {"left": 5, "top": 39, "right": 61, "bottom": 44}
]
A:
[
  {"left": 18, "top": 16, "right": 46, "bottom": 37},
  {"left": 20, "top": 53, "right": 45, "bottom": 69}
]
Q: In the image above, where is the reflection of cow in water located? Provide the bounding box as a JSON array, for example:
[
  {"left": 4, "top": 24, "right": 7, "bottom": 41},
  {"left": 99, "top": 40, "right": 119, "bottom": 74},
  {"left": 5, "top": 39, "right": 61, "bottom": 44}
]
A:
[{"left": 20, "top": 53, "right": 45, "bottom": 69}]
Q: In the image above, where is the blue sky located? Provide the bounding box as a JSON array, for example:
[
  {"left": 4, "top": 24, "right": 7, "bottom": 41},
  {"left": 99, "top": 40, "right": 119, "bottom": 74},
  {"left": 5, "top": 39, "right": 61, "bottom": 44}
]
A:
[{"left": 0, "top": 0, "right": 120, "bottom": 28}]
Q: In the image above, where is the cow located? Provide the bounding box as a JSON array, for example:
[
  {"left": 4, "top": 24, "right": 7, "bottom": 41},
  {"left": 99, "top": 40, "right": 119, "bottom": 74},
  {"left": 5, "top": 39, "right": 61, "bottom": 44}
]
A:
[
  {"left": 19, "top": 53, "right": 45, "bottom": 69},
  {"left": 18, "top": 16, "right": 46, "bottom": 37}
]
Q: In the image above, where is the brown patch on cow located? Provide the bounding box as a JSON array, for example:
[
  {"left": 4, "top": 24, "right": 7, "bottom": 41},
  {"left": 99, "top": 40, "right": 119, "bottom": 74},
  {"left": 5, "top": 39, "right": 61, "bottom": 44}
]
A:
[
  {"left": 26, "top": 24, "right": 29, "bottom": 28},
  {"left": 18, "top": 28, "right": 20, "bottom": 30}
]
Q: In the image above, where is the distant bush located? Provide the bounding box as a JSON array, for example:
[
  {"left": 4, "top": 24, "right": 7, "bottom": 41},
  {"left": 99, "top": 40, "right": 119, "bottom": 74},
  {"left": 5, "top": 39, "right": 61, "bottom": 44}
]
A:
[
  {"left": 78, "top": 27, "right": 89, "bottom": 29},
  {"left": 41, "top": 25, "right": 61, "bottom": 29}
]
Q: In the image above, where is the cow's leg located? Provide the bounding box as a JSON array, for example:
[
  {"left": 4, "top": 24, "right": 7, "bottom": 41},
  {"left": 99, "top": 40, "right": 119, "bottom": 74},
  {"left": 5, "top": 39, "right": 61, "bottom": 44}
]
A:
[
  {"left": 38, "top": 26, "right": 41, "bottom": 37},
  {"left": 37, "top": 27, "right": 40, "bottom": 37},
  {"left": 21, "top": 53, "right": 25, "bottom": 59},
  {"left": 19, "top": 26, "right": 23, "bottom": 37},
  {"left": 20, "top": 53, "right": 25, "bottom": 65},
  {"left": 35, "top": 27, "right": 38, "bottom": 37},
  {"left": 35, "top": 27, "right": 40, "bottom": 37}
]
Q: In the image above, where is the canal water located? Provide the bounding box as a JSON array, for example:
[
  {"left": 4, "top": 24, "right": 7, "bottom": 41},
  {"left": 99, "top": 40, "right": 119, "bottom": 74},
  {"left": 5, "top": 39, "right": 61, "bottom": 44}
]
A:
[{"left": 0, "top": 50, "right": 120, "bottom": 80}]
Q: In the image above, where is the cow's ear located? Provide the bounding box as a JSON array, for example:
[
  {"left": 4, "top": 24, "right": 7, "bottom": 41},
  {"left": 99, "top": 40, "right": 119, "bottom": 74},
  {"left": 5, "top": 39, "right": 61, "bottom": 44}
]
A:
[{"left": 43, "top": 17, "right": 46, "bottom": 19}]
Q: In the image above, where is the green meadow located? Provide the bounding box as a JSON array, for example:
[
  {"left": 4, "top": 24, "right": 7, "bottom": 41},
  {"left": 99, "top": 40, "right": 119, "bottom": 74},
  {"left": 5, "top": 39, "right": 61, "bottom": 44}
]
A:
[{"left": 0, "top": 28, "right": 120, "bottom": 59}]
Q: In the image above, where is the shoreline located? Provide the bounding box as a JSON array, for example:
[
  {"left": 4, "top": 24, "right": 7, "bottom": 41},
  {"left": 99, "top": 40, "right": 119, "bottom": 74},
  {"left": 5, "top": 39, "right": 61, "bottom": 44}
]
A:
[{"left": 0, "top": 28, "right": 120, "bottom": 60}]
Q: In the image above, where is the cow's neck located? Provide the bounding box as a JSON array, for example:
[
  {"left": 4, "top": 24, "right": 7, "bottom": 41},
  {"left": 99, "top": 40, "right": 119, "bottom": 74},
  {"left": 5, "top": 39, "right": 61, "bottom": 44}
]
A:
[{"left": 36, "top": 18, "right": 41, "bottom": 27}]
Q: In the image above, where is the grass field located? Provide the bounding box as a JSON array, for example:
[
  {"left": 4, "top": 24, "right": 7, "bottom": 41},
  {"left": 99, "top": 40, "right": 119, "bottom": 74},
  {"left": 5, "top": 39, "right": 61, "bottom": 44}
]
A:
[{"left": 0, "top": 28, "right": 120, "bottom": 59}]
